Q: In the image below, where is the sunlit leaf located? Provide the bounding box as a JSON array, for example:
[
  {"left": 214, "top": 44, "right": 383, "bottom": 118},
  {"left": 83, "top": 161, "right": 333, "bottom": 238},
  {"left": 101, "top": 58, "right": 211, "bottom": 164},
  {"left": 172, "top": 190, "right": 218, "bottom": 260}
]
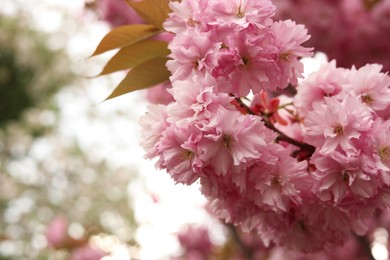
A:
[
  {"left": 105, "top": 57, "right": 170, "bottom": 100},
  {"left": 98, "top": 40, "right": 169, "bottom": 76},
  {"left": 90, "top": 24, "right": 160, "bottom": 57},
  {"left": 125, "top": 0, "right": 171, "bottom": 30}
]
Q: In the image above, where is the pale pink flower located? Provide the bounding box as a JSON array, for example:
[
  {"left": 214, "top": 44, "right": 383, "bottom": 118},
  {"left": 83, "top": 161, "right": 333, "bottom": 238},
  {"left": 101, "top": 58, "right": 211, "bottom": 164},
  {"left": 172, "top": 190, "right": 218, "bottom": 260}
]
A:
[
  {"left": 269, "top": 20, "right": 313, "bottom": 88},
  {"left": 208, "top": 0, "right": 275, "bottom": 29},
  {"left": 71, "top": 244, "right": 107, "bottom": 260},
  {"left": 346, "top": 63, "right": 390, "bottom": 112},
  {"left": 365, "top": 118, "right": 390, "bottom": 177},
  {"left": 167, "top": 31, "right": 220, "bottom": 81},
  {"left": 167, "top": 74, "right": 234, "bottom": 125},
  {"left": 198, "top": 106, "right": 277, "bottom": 175},
  {"left": 45, "top": 216, "right": 68, "bottom": 248},
  {"left": 273, "top": 0, "right": 390, "bottom": 71},
  {"left": 97, "top": 0, "right": 143, "bottom": 27},
  {"left": 210, "top": 27, "right": 279, "bottom": 96},
  {"left": 312, "top": 151, "right": 378, "bottom": 205},
  {"left": 303, "top": 94, "right": 373, "bottom": 154},
  {"left": 280, "top": 204, "right": 352, "bottom": 253},
  {"left": 294, "top": 60, "right": 348, "bottom": 117},
  {"left": 139, "top": 104, "right": 170, "bottom": 159},
  {"left": 145, "top": 81, "right": 174, "bottom": 105},
  {"left": 157, "top": 124, "right": 203, "bottom": 184},
  {"left": 177, "top": 226, "right": 213, "bottom": 256},
  {"left": 253, "top": 148, "right": 310, "bottom": 212},
  {"left": 164, "top": 0, "right": 210, "bottom": 33}
]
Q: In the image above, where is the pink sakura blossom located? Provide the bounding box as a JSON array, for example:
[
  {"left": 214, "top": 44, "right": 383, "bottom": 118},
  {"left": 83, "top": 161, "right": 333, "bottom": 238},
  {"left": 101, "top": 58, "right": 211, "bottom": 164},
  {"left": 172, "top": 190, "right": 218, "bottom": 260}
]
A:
[
  {"left": 211, "top": 27, "right": 278, "bottom": 96},
  {"left": 164, "top": 0, "right": 312, "bottom": 96},
  {"left": 207, "top": 0, "right": 275, "bottom": 29},
  {"left": 198, "top": 107, "right": 277, "bottom": 175},
  {"left": 273, "top": 0, "right": 390, "bottom": 72},
  {"left": 140, "top": 0, "right": 390, "bottom": 254},
  {"left": 70, "top": 244, "right": 107, "bottom": 260},
  {"left": 211, "top": 25, "right": 312, "bottom": 95},
  {"left": 164, "top": 0, "right": 210, "bottom": 33},
  {"left": 253, "top": 148, "right": 310, "bottom": 212},
  {"left": 167, "top": 31, "right": 220, "bottom": 81},
  {"left": 139, "top": 104, "right": 170, "bottom": 159},
  {"left": 97, "top": 0, "right": 143, "bottom": 27},
  {"left": 303, "top": 94, "right": 373, "bottom": 155},
  {"left": 294, "top": 60, "right": 348, "bottom": 117},
  {"left": 363, "top": 118, "right": 390, "bottom": 183},
  {"left": 312, "top": 151, "right": 379, "bottom": 205},
  {"left": 279, "top": 204, "right": 352, "bottom": 253},
  {"left": 345, "top": 63, "right": 390, "bottom": 113},
  {"left": 167, "top": 74, "right": 234, "bottom": 125},
  {"left": 157, "top": 124, "right": 203, "bottom": 185},
  {"left": 269, "top": 20, "right": 313, "bottom": 89},
  {"left": 45, "top": 216, "right": 68, "bottom": 248},
  {"left": 145, "top": 81, "right": 174, "bottom": 105},
  {"left": 176, "top": 226, "right": 213, "bottom": 257}
]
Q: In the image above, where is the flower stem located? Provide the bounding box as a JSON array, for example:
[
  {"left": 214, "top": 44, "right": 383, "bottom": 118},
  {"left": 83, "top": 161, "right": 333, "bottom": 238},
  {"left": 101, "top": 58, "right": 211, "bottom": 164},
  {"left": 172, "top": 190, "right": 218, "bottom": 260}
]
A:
[{"left": 233, "top": 97, "right": 315, "bottom": 159}]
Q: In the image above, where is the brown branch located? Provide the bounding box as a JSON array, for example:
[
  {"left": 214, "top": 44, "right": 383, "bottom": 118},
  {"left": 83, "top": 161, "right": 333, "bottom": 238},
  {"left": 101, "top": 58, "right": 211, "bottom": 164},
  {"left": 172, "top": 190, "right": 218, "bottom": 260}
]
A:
[
  {"left": 354, "top": 233, "right": 375, "bottom": 260},
  {"left": 233, "top": 97, "right": 315, "bottom": 158},
  {"left": 227, "top": 224, "right": 254, "bottom": 260}
]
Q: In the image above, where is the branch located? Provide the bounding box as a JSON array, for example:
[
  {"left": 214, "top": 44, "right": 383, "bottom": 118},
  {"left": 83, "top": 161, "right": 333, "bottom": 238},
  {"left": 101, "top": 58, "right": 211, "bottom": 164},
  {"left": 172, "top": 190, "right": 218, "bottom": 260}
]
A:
[
  {"left": 227, "top": 224, "right": 254, "bottom": 260},
  {"left": 233, "top": 97, "right": 315, "bottom": 158}
]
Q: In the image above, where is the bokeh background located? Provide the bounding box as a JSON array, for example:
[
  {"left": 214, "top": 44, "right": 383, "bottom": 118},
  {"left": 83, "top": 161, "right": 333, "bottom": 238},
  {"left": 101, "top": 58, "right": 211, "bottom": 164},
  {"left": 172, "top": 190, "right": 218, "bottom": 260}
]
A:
[{"left": 0, "top": 1, "right": 224, "bottom": 259}]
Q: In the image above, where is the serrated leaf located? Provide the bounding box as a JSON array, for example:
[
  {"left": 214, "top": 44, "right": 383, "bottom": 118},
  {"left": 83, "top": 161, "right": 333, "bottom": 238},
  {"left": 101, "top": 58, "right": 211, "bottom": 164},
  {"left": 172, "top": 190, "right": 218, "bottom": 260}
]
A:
[
  {"left": 125, "top": 0, "right": 171, "bottom": 30},
  {"left": 105, "top": 57, "right": 170, "bottom": 100},
  {"left": 91, "top": 24, "right": 160, "bottom": 57},
  {"left": 98, "top": 40, "right": 170, "bottom": 76}
]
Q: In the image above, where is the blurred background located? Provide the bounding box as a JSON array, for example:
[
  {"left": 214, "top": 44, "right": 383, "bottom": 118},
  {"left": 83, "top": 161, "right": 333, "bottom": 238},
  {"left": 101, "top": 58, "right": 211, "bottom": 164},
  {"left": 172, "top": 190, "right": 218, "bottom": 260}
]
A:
[{"left": 0, "top": 1, "right": 225, "bottom": 259}]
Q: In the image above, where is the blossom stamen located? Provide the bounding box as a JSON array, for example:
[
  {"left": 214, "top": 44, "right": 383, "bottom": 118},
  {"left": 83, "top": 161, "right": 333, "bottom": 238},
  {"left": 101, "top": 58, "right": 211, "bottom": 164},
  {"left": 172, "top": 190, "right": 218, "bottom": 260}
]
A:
[
  {"left": 379, "top": 146, "right": 390, "bottom": 161},
  {"left": 361, "top": 94, "right": 373, "bottom": 104},
  {"left": 342, "top": 171, "right": 350, "bottom": 183},
  {"left": 333, "top": 123, "right": 344, "bottom": 135},
  {"left": 183, "top": 149, "right": 194, "bottom": 160},
  {"left": 222, "top": 134, "right": 232, "bottom": 148},
  {"left": 236, "top": 0, "right": 244, "bottom": 18}
]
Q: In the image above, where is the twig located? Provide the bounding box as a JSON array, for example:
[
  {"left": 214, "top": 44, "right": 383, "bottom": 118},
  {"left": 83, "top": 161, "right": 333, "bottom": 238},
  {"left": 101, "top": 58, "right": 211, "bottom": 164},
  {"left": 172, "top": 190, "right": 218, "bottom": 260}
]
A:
[
  {"left": 227, "top": 224, "right": 254, "bottom": 260},
  {"left": 233, "top": 97, "right": 315, "bottom": 158}
]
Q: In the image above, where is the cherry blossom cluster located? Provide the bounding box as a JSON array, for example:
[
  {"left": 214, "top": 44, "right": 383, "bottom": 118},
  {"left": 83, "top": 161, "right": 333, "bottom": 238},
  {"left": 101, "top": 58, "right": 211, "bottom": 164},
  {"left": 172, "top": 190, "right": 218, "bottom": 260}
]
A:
[
  {"left": 273, "top": 0, "right": 390, "bottom": 72},
  {"left": 140, "top": 0, "right": 390, "bottom": 253}
]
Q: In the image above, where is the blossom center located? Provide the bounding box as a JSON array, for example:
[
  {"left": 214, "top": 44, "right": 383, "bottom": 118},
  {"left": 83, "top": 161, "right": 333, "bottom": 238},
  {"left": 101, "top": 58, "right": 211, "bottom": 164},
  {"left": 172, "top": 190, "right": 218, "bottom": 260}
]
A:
[
  {"left": 241, "top": 56, "right": 249, "bottom": 66},
  {"left": 299, "top": 220, "right": 307, "bottom": 232},
  {"left": 280, "top": 52, "right": 291, "bottom": 62},
  {"left": 333, "top": 123, "right": 344, "bottom": 135},
  {"left": 183, "top": 149, "right": 193, "bottom": 160},
  {"left": 187, "top": 18, "right": 197, "bottom": 27},
  {"left": 342, "top": 171, "right": 349, "bottom": 183},
  {"left": 361, "top": 94, "right": 373, "bottom": 104},
  {"left": 236, "top": 2, "right": 244, "bottom": 18},
  {"left": 379, "top": 146, "right": 390, "bottom": 161},
  {"left": 222, "top": 134, "right": 232, "bottom": 148},
  {"left": 271, "top": 176, "right": 281, "bottom": 186}
]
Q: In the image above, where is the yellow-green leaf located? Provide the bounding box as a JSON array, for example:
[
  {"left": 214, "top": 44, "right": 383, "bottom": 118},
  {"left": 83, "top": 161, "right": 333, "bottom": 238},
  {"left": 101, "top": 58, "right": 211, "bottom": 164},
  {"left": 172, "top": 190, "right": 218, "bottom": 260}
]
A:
[
  {"left": 90, "top": 24, "right": 160, "bottom": 57},
  {"left": 125, "top": 0, "right": 171, "bottom": 30},
  {"left": 105, "top": 57, "right": 170, "bottom": 100},
  {"left": 98, "top": 40, "right": 170, "bottom": 76}
]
